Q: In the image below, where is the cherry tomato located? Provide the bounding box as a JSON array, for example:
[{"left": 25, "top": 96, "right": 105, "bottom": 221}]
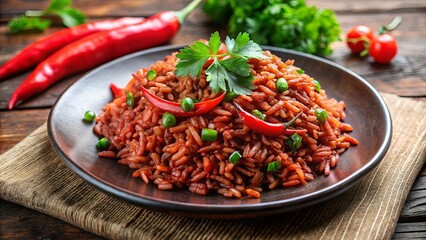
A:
[
  {"left": 346, "top": 25, "right": 374, "bottom": 54},
  {"left": 369, "top": 34, "right": 398, "bottom": 64}
]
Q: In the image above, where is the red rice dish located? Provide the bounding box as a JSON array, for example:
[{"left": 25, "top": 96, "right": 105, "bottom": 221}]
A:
[{"left": 94, "top": 50, "right": 358, "bottom": 198}]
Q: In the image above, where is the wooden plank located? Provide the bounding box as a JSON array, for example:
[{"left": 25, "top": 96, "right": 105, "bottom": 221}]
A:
[
  {"left": 0, "top": 109, "right": 49, "bottom": 154},
  {"left": 1, "top": 0, "right": 425, "bottom": 19},
  {"left": 411, "top": 176, "right": 426, "bottom": 191},
  {"left": 400, "top": 176, "right": 426, "bottom": 218},
  {"left": 0, "top": 199, "right": 104, "bottom": 240},
  {"left": 393, "top": 222, "right": 426, "bottom": 239},
  {"left": 311, "top": 0, "right": 426, "bottom": 13}
]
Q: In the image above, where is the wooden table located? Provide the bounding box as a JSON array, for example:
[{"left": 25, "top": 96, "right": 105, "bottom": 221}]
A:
[{"left": 1, "top": 0, "right": 425, "bottom": 239}]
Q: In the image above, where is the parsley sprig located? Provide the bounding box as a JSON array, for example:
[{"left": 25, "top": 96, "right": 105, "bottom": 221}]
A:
[
  {"left": 175, "top": 32, "right": 266, "bottom": 95},
  {"left": 8, "top": 0, "right": 86, "bottom": 33}
]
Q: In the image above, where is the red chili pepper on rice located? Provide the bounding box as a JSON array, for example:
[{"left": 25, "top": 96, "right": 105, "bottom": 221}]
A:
[
  {"left": 110, "top": 83, "right": 125, "bottom": 98},
  {"left": 233, "top": 102, "right": 307, "bottom": 137},
  {"left": 140, "top": 85, "right": 226, "bottom": 117}
]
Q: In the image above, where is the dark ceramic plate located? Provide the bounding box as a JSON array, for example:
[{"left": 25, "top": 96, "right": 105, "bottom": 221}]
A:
[{"left": 48, "top": 45, "right": 392, "bottom": 218}]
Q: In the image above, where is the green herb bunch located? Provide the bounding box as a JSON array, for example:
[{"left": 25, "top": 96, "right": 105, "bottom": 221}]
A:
[
  {"left": 175, "top": 32, "right": 266, "bottom": 95},
  {"left": 202, "top": 0, "right": 341, "bottom": 56},
  {"left": 8, "top": 0, "right": 86, "bottom": 33}
]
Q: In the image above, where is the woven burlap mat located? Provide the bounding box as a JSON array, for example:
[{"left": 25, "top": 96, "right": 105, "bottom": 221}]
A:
[{"left": 1, "top": 93, "right": 425, "bottom": 239}]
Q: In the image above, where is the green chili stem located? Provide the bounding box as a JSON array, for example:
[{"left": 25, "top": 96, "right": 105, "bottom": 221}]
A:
[
  {"left": 174, "top": 0, "right": 203, "bottom": 24},
  {"left": 283, "top": 111, "right": 303, "bottom": 127}
]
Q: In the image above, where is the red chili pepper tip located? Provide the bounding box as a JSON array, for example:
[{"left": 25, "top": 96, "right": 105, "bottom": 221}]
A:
[
  {"left": 110, "top": 83, "right": 125, "bottom": 98},
  {"left": 233, "top": 102, "right": 307, "bottom": 137},
  {"left": 140, "top": 85, "right": 226, "bottom": 117}
]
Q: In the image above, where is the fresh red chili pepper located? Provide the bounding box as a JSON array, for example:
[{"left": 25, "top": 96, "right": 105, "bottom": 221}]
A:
[
  {"left": 140, "top": 85, "right": 226, "bottom": 117},
  {"left": 234, "top": 102, "right": 307, "bottom": 137},
  {"left": 0, "top": 17, "right": 146, "bottom": 81},
  {"left": 8, "top": 0, "right": 202, "bottom": 109},
  {"left": 110, "top": 83, "right": 124, "bottom": 98},
  {"left": 110, "top": 77, "right": 140, "bottom": 99}
]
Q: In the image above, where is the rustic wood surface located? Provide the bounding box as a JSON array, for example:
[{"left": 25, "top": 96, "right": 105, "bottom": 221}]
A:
[{"left": 0, "top": 0, "right": 425, "bottom": 239}]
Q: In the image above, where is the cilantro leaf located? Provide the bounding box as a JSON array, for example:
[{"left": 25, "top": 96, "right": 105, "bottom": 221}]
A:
[
  {"left": 8, "top": 16, "right": 51, "bottom": 33},
  {"left": 175, "top": 41, "right": 211, "bottom": 78},
  {"left": 225, "top": 32, "right": 249, "bottom": 53},
  {"left": 175, "top": 31, "right": 266, "bottom": 96},
  {"left": 229, "top": 75, "right": 254, "bottom": 96},
  {"left": 208, "top": 31, "right": 221, "bottom": 55},
  {"left": 226, "top": 32, "right": 265, "bottom": 59},
  {"left": 206, "top": 59, "right": 228, "bottom": 93},
  {"left": 236, "top": 40, "right": 266, "bottom": 59},
  {"left": 220, "top": 58, "right": 251, "bottom": 77}
]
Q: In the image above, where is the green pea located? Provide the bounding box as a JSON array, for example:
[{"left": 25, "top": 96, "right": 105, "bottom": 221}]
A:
[
  {"left": 251, "top": 109, "right": 266, "bottom": 120},
  {"left": 276, "top": 78, "right": 288, "bottom": 93},
  {"left": 96, "top": 137, "right": 110, "bottom": 151},
  {"left": 223, "top": 91, "right": 238, "bottom": 102},
  {"left": 267, "top": 160, "right": 281, "bottom": 171},
  {"left": 201, "top": 128, "right": 217, "bottom": 141},
  {"left": 147, "top": 69, "right": 157, "bottom": 80},
  {"left": 162, "top": 112, "right": 176, "bottom": 128},
  {"left": 315, "top": 108, "right": 328, "bottom": 124},
  {"left": 83, "top": 110, "right": 96, "bottom": 122},
  {"left": 126, "top": 91, "right": 135, "bottom": 108},
  {"left": 180, "top": 97, "right": 194, "bottom": 112},
  {"left": 229, "top": 151, "right": 242, "bottom": 164},
  {"left": 286, "top": 133, "right": 302, "bottom": 151}
]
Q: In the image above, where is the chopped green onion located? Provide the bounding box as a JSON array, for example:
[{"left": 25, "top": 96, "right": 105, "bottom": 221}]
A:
[
  {"left": 276, "top": 78, "right": 288, "bottom": 93},
  {"left": 162, "top": 112, "right": 176, "bottom": 128},
  {"left": 125, "top": 90, "right": 135, "bottom": 108},
  {"left": 96, "top": 137, "right": 110, "bottom": 151},
  {"left": 286, "top": 133, "right": 302, "bottom": 151},
  {"left": 267, "top": 160, "right": 281, "bottom": 171},
  {"left": 313, "top": 80, "right": 321, "bottom": 92},
  {"left": 201, "top": 128, "right": 217, "bottom": 141},
  {"left": 83, "top": 110, "right": 96, "bottom": 122},
  {"left": 180, "top": 97, "right": 194, "bottom": 112},
  {"left": 296, "top": 69, "right": 305, "bottom": 74},
  {"left": 229, "top": 151, "right": 242, "bottom": 164},
  {"left": 251, "top": 109, "right": 266, "bottom": 120},
  {"left": 147, "top": 69, "right": 157, "bottom": 80},
  {"left": 223, "top": 91, "right": 238, "bottom": 102},
  {"left": 315, "top": 108, "right": 328, "bottom": 124}
]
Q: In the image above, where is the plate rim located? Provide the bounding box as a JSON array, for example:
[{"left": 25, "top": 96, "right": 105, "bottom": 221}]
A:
[{"left": 47, "top": 44, "right": 392, "bottom": 217}]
